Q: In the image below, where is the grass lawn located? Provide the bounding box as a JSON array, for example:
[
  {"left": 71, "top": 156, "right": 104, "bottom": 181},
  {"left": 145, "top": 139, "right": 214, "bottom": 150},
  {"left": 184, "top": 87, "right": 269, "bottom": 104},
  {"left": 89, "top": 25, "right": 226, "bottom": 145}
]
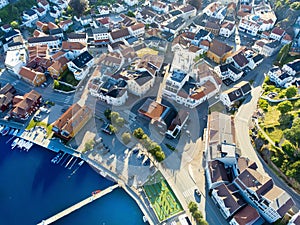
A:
[
  {"left": 265, "top": 127, "right": 283, "bottom": 143},
  {"left": 261, "top": 107, "right": 280, "bottom": 128},
  {"left": 58, "top": 69, "right": 80, "bottom": 87},
  {"left": 209, "top": 101, "right": 226, "bottom": 113},
  {"left": 143, "top": 172, "right": 183, "bottom": 222}
]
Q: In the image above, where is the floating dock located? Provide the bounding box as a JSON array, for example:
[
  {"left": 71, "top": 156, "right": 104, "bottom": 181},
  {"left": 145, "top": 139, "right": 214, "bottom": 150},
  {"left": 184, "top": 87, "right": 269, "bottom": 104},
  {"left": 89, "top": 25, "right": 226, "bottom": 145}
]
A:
[{"left": 37, "top": 184, "right": 119, "bottom": 225}]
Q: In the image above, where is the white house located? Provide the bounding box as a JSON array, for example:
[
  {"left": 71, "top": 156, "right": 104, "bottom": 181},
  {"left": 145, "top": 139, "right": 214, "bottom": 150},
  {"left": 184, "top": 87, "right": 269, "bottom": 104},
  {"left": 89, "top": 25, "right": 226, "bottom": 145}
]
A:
[
  {"left": 233, "top": 167, "right": 294, "bottom": 223},
  {"left": 67, "top": 51, "right": 94, "bottom": 80},
  {"left": 22, "top": 9, "right": 38, "bottom": 27},
  {"left": 97, "top": 6, "right": 110, "bottom": 16},
  {"left": 80, "top": 15, "right": 92, "bottom": 26},
  {"left": 67, "top": 32, "right": 88, "bottom": 44},
  {"left": 0, "top": 0, "right": 8, "bottom": 9},
  {"left": 27, "top": 35, "right": 60, "bottom": 48},
  {"left": 179, "top": 4, "right": 197, "bottom": 20},
  {"left": 261, "top": 41, "right": 280, "bottom": 57},
  {"left": 5, "top": 49, "right": 28, "bottom": 74},
  {"left": 111, "top": 4, "right": 126, "bottom": 14},
  {"left": 268, "top": 66, "right": 293, "bottom": 87},
  {"left": 238, "top": 18, "right": 260, "bottom": 36},
  {"left": 282, "top": 59, "right": 300, "bottom": 76},
  {"left": 219, "top": 21, "right": 235, "bottom": 38},
  {"left": 211, "top": 183, "right": 246, "bottom": 219},
  {"left": 1, "top": 24, "right": 11, "bottom": 33},
  {"left": 165, "top": 110, "right": 189, "bottom": 139},
  {"left": 136, "top": 8, "right": 156, "bottom": 24},
  {"left": 109, "top": 28, "right": 131, "bottom": 43},
  {"left": 61, "top": 41, "right": 87, "bottom": 59},
  {"left": 35, "top": 7, "right": 47, "bottom": 17},
  {"left": 226, "top": 49, "right": 250, "bottom": 70},
  {"left": 49, "top": 6, "right": 61, "bottom": 19},
  {"left": 270, "top": 27, "right": 285, "bottom": 41},
  {"left": 37, "top": 0, "right": 50, "bottom": 11},
  {"left": 215, "top": 63, "right": 243, "bottom": 82},
  {"left": 151, "top": 1, "right": 169, "bottom": 14},
  {"left": 288, "top": 212, "right": 300, "bottom": 225},
  {"left": 220, "top": 81, "right": 252, "bottom": 108},
  {"left": 92, "top": 27, "right": 109, "bottom": 45},
  {"left": 125, "top": 70, "right": 155, "bottom": 97},
  {"left": 89, "top": 77, "right": 128, "bottom": 106},
  {"left": 164, "top": 17, "right": 185, "bottom": 35},
  {"left": 124, "top": 0, "right": 138, "bottom": 6},
  {"left": 128, "top": 23, "right": 145, "bottom": 37}
]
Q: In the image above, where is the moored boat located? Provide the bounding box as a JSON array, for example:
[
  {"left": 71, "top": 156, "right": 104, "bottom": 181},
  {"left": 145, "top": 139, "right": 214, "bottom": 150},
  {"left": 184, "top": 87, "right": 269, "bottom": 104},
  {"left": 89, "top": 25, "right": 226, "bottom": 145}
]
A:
[
  {"left": 11, "top": 138, "right": 19, "bottom": 149},
  {"left": 1, "top": 126, "right": 10, "bottom": 136},
  {"left": 92, "top": 190, "right": 101, "bottom": 195}
]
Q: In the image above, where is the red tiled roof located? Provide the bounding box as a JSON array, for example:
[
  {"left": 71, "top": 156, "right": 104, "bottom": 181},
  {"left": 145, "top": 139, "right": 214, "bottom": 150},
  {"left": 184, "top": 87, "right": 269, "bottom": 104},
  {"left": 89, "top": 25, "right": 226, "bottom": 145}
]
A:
[{"left": 271, "top": 27, "right": 285, "bottom": 36}]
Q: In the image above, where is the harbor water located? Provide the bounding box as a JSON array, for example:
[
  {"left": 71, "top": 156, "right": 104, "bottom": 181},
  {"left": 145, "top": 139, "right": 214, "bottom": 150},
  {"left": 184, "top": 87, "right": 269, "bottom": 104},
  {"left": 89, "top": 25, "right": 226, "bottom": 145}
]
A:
[{"left": 0, "top": 135, "right": 145, "bottom": 225}]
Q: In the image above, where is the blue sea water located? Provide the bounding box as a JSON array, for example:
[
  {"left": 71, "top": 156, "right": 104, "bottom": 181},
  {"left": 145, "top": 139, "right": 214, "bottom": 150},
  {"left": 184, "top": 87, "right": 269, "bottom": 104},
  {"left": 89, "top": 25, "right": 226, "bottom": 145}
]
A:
[{"left": 0, "top": 136, "right": 145, "bottom": 225}]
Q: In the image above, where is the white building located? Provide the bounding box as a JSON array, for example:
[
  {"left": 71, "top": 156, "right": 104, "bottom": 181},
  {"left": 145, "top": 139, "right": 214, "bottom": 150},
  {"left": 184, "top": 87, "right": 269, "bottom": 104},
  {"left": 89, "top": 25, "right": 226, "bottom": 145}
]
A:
[
  {"left": 233, "top": 167, "right": 294, "bottom": 223},
  {"left": 5, "top": 49, "right": 28, "bottom": 74},
  {"left": 219, "top": 21, "right": 235, "bottom": 38},
  {"left": 0, "top": 0, "right": 8, "bottom": 9},
  {"left": 125, "top": 70, "right": 155, "bottom": 97},
  {"left": 288, "top": 212, "right": 300, "bottom": 225},
  {"left": 220, "top": 81, "right": 252, "bottom": 108},
  {"left": 37, "top": 0, "right": 50, "bottom": 11},
  {"left": 109, "top": 28, "right": 131, "bottom": 43},
  {"left": 179, "top": 4, "right": 197, "bottom": 20},
  {"left": 67, "top": 51, "right": 94, "bottom": 80},
  {"left": 124, "top": 0, "right": 138, "bottom": 6},
  {"left": 97, "top": 6, "right": 110, "bottom": 15},
  {"left": 80, "top": 15, "right": 92, "bottom": 26},
  {"left": 89, "top": 77, "right": 128, "bottom": 106},
  {"left": 22, "top": 9, "right": 38, "bottom": 27},
  {"left": 128, "top": 23, "right": 145, "bottom": 37},
  {"left": 151, "top": 1, "right": 169, "bottom": 14},
  {"left": 282, "top": 59, "right": 300, "bottom": 76},
  {"left": 67, "top": 32, "right": 88, "bottom": 44},
  {"left": 215, "top": 63, "right": 243, "bottom": 82},
  {"left": 27, "top": 35, "right": 60, "bottom": 48},
  {"left": 92, "top": 27, "right": 109, "bottom": 45},
  {"left": 268, "top": 66, "right": 293, "bottom": 88},
  {"left": 270, "top": 27, "right": 286, "bottom": 41}
]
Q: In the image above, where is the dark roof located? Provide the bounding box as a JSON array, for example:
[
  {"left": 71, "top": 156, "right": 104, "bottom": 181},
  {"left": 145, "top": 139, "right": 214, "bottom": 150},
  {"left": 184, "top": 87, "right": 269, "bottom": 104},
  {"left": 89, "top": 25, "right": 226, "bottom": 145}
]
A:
[
  {"left": 28, "top": 35, "right": 58, "bottom": 43},
  {"left": 169, "top": 10, "right": 182, "bottom": 17},
  {"left": 209, "top": 39, "right": 232, "bottom": 57},
  {"left": 278, "top": 72, "right": 291, "bottom": 81},
  {"left": 49, "top": 28, "right": 63, "bottom": 35},
  {"left": 286, "top": 59, "right": 300, "bottom": 73},
  {"left": 220, "top": 63, "right": 243, "bottom": 75},
  {"left": 134, "top": 71, "right": 153, "bottom": 86},
  {"left": 253, "top": 54, "right": 264, "bottom": 63},
  {"left": 3, "top": 29, "right": 20, "bottom": 41},
  {"left": 0, "top": 83, "right": 16, "bottom": 95},
  {"left": 92, "top": 26, "right": 109, "bottom": 34},
  {"left": 25, "top": 9, "right": 36, "bottom": 16},
  {"left": 165, "top": 17, "right": 184, "bottom": 31},
  {"left": 232, "top": 51, "right": 249, "bottom": 68},
  {"left": 265, "top": 40, "right": 280, "bottom": 48},
  {"left": 194, "top": 29, "right": 210, "bottom": 40},
  {"left": 228, "top": 89, "right": 243, "bottom": 101},
  {"left": 240, "top": 82, "right": 251, "bottom": 94},
  {"left": 72, "top": 51, "right": 93, "bottom": 68},
  {"left": 205, "top": 21, "right": 220, "bottom": 30},
  {"left": 67, "top": 32, "right": 87, "bottom": 40},
  {"left": 110, "top": 28, "right": 130, "bottom": 40}
]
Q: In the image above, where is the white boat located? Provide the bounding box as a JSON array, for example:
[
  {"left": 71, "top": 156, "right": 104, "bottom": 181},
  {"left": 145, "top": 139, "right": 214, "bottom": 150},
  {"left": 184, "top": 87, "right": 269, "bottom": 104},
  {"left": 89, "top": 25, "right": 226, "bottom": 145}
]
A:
[
  {"left": 143, "top": 216, "right": 148, "bottom": 223},
  {"left": 9, "top": 128, "right": 15, "bottom": 135},
  {"left": 17, "top": 139, "right": 25, "bottom": 149},
  {"left": 13, "top": 129, "right": 19, "bottom": 136},
  {"left": 0, "top": 125, "right": 4, "bottom": 132},
  {"left": 78, "top": 160, "right": 84, "bottom": 166},
  {"left": 11, "top": 138, "right": 19, "bottom": 149},
  {"left": 24, "top": 142, "right": 33, "bottom": 151}
]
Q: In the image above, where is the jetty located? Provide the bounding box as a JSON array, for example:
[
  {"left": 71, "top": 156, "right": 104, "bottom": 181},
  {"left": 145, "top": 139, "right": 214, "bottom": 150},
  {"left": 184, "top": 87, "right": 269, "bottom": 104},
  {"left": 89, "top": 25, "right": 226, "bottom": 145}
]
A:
[{"left": 37, "top": 184, "right": 119, "bottom": 225}]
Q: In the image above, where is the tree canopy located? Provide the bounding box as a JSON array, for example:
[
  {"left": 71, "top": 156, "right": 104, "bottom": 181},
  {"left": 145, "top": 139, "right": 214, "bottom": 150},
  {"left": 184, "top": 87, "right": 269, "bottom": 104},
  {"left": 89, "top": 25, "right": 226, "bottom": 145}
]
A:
[
  {"left": 285, "top": 86, "right": 297, "bottom": 98},
  {"left": 70, "top": 0, "right": 89, "bottom": 16},
  {"left": 277, "top": 100, "right": 293, "bottom": 114}
]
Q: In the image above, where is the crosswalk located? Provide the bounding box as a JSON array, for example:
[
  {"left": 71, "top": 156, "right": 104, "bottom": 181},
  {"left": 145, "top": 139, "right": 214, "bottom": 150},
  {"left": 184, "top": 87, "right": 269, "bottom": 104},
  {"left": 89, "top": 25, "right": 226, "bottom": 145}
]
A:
[{"left": 182, "top": 186, "right": 197, "bottom": 199}]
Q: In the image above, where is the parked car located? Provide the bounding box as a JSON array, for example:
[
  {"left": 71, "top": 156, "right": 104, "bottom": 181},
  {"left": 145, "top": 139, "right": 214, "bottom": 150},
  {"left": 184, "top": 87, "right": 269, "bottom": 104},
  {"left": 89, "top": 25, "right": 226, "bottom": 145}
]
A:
[{"left": 195, "top": 188, "right": 201, "bottom": 197}]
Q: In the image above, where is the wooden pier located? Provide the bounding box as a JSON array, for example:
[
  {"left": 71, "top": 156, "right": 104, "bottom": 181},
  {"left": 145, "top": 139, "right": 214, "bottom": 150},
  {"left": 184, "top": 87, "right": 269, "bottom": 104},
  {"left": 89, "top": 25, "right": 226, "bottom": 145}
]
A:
[{"left": 37, "top": 184, "right": 119, "bottom": 225}]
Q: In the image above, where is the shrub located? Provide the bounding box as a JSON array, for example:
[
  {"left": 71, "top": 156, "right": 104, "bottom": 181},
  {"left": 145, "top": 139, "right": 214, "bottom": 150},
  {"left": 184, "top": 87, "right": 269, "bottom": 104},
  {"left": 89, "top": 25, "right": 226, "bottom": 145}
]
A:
[
  {"left": 133, "top": 128, "right": 145, "bottom": 139},
  {"left": 258, "top": 99, "right": 269, "bottom": 111},
  {"left": 188, "top": 202, "right": 198, "bottom": 213},
  {"left": 277, "top": 101, "right": 293, "bottom": 114},
  {"left": 285, "top": 86, "right": 297, "bottom": 98},
  {"left": 282, "top": 140, "right": 296, "bottom": 157}
]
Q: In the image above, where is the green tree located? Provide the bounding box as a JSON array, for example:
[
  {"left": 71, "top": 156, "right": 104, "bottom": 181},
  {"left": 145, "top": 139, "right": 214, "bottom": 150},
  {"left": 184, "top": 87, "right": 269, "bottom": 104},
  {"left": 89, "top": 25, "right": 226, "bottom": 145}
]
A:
[
  {"left": 291, "top": 2, "right": 300, "bottom": 10},
  {"left": 276, "top": 43, "right": 291, "bottom": 64},
  {"left": 295, "top": 99, "right": 300, "bottom": 108},
  {"left": 258, "top": 99, "right": 269, "bottom": 111},
  {"left": 69, "top": 0, "right": 89, "bottom": 16},
  {"left": 104, "top": 109, "right": 111, "bottom": 120},
  {"left": 109, "top": 124, "right": 117, "bottom": 134},
  {"left": 279, "top": 113, "right": 293, "bottom": 128},
  {"left": 155, "top": 150, "right": 165, "bottom": 162},
  {"left": 277, "top": 101, "right": 293, "bottom": 114},
  {"left": 10, "top": 20, "right": 19, "bottom": 29},
  {"left": 122, "top": 132, "right": 131, "bottom": 144},
  {"left": 110, "top": 111, "right": 119, "bottom": 122},
  {"left": 285, "top": 86, "right": 297, "bottom": 98},
  {"left": 282, "top": 140, "right": 296, "bottom": 157},
  {"left": 286, "top": 161, "right": 300, "bottom": 181},
  {"left": 133, "top": 128, "right": 145, "bottom": 139},
  {"left": 126, "top": 10, "right": 135, "bottom": 17},
  {"left": 198, "top": 219, "right": 209, "bottom": 225},
  {"left": 192, "top": 210, "right": 203, "bottom": 220},
  {"left": 284, "top": 118, "right": 300, "bottom": 146},
  {"left": 188, "top": 201, "right": 198, "bottom": 213}
]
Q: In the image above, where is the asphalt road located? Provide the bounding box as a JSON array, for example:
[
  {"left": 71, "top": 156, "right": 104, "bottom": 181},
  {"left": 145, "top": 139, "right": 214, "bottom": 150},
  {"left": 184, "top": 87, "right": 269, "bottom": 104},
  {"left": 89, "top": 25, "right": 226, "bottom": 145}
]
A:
[{"left": 235, "top": 60, "right": 300, "bottom": 208}]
